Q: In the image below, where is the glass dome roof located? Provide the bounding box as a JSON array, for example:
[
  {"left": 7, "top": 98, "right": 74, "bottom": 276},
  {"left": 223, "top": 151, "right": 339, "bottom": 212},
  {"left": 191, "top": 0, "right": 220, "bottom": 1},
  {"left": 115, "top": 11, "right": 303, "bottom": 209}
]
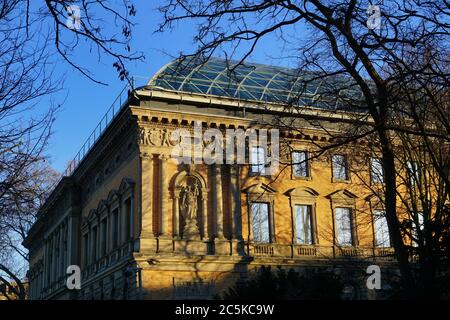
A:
[{"left": 147, "top": 57, "right": 362, "bottom": 110}]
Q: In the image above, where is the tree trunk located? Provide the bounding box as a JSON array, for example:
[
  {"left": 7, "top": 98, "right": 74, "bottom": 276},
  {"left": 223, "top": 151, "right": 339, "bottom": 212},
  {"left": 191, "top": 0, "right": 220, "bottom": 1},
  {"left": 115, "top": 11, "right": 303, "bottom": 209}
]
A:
[{"left": 379, "top": 131, "right": 416, "bottom": 297}]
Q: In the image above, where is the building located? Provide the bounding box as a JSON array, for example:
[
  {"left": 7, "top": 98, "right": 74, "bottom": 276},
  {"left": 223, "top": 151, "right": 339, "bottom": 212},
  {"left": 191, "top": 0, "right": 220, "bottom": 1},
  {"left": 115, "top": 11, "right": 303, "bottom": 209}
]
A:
[
  {"left": 23, "top": 58, "right": 398, "bottom": 300},
  {"left": 0, "top": 281, "right": 28, "bottom": 300}
]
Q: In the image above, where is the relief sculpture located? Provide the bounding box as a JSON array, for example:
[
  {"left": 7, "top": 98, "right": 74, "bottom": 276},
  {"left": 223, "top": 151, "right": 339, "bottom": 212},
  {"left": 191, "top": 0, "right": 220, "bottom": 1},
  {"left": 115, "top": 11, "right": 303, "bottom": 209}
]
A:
[{"left": 139, "top": 126, "right": 178, "bottom": 147}]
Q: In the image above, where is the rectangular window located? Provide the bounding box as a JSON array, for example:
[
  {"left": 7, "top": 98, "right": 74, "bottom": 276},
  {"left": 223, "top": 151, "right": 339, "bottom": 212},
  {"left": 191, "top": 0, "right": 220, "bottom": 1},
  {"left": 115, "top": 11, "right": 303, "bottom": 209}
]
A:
[
  {"left": 294, "top": 205, "right": 313, "bottom": 244},
  {"left": 124, "top": 198, "right": 132, "bottom": 241},
  {"left": 250, "top": 146, "right": 266, "bottom": 175},
  {"left": 332, "top": 155, "right": 349, "bottom": 180},
  {"left": 251, "top": 202, "right": 270, "bottom": 243},
  {"left": 411, "top": 211, "right": 424, "bottom": 247},
  {"left": 91, "top": 226, "right": 97, "bottom": 261},
  {"left": 335, "top": 207, "right": 353, "bottom": 246},
  {"left": 370, "top": 158, "right": 384, "bottom": 184},
  {"left": 374, "top": 210, "right": 390, "bottom": 247},
  {"left": 407, "top": 161, "right": 419, "bottom": 185},
  {"left": 112, "top": 209, "right": 119, "bottom": 249},
  {"left": 83, "top": 234, "right": 89, "bottom": 266},
  {"left": 292, "top": 151, "right": 309, "bottom": 178},
  {"left": 54, "top": 232, "right": 60, "bottom": 277},
  {"left": 62, "top": 227, "right": 68, "bottom": 275},
  {"left": 100, "top": 219, "right": 107, "bottom": 256},
  {"left": 47, "top": 240, "right": 52, "bottom": 283}
]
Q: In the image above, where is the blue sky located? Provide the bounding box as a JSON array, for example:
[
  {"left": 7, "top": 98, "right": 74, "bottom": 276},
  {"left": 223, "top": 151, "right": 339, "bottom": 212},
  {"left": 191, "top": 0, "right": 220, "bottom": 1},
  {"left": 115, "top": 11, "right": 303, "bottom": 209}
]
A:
[{"left": 45, "top": 0, "right": 297, "bottom": 173}]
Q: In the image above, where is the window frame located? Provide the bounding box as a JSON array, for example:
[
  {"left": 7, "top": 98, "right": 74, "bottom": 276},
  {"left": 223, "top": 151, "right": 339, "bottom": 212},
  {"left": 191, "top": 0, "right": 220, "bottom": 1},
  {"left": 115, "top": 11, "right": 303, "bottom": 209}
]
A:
[
  {"left": 293, "top": 204, "right": 314, "bottom": 245},
  {"left": 332, "top": 154, "right": 350, "bottom": 182},
  {"left": 407, "top": 160, "right": 419, "bottom": 186},
  {"left": 100, "top": 218, "right": 108, "bottom": 257},
  {"left": 250, "top": 202, "right": 272, "bottom": 243},
  {"left": 411, "top": 211, "right": 424, "bottom": 247},
  {"left": 111, "top": 207, "right": 119, "bottom": 250},
  {"left": 82, "top": 232, "right": 89, "bottom": 267},
  {"left": 288, "top": 187, "right": 319, "bottom": 245},
  {"left": 370, "top": 157, "right": 384, "bottom": 184},
  {"left": 292, "top": 150, "right": 311, "bottom": 179},
  {"left": 373, "top": 210, "right": 391, "bottom": 248},
  {"left": 245, "top": 185, "right": 276, "bottom": 244},
  {"left": 123, "top": 197, "right": 132, "bottom": 241},
  {"left": 91, "top": 225, "right": 98, "bottom": 262},
  {"left": 334, "top": 207, "right": 355, "bottom": 246},
  {"left": 249, "top": 146, "right": 269, "bottom": 176}
]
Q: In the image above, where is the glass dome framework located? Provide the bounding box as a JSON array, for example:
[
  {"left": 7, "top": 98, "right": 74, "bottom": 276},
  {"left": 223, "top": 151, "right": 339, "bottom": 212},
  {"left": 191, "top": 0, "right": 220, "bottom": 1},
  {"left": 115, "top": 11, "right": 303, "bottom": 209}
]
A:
[{"left": 148, "top": 57, "right": 363, "bottom": 110}]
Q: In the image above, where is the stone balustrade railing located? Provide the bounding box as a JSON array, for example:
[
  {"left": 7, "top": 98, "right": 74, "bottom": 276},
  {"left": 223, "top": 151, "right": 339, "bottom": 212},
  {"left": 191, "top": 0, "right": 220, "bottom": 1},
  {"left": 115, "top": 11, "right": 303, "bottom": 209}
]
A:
[
  {"left": 245, "top": 242, "right": 396, "bottom": 261},
  {"left": 81, "top": 241, "right": 133, "bottom": 281}
]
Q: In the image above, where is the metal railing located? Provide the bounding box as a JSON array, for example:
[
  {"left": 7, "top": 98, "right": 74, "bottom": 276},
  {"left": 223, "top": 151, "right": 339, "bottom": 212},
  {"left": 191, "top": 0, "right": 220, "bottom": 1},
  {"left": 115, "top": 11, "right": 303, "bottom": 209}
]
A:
[{"left": 47, "top": 78, "right": 140, "bottom": 199}]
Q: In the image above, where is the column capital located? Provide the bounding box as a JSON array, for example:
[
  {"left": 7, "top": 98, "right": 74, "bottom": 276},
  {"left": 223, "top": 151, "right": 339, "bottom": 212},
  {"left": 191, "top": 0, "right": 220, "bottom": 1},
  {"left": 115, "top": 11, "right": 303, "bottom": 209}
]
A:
[
  {"left": 214, "top": 162, "right": 223, "bottom": 175},
  {"left": 200, "top": 190, "right": 209, "bottom": 199},
  {"left": 140, "top": 152, "right": 153, "bottom": 160},
  {"left": 158, "top": 153, "right": 170, "bottom": 160}
]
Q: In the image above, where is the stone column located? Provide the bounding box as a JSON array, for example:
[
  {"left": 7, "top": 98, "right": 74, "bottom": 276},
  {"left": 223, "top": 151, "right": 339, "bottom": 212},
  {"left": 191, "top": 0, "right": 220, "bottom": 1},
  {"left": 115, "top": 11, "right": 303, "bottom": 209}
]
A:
[
  {"left": 173, "top": 193, "right": 180, "bottom": 238},
  {"left": 63, "top": 222, "right": 68, "bottom": 274},
  {"left": 129, "top": 192, "right": 135, "bottom": 247},
  {"left": 269, "top": 200, "right": 276, "bottom": 243},
  {"left": 201, "top": 191, "right": 208, "bottom": 239},
  {"left": 105, "top": 215, "right": 110, "bottom": 256},
  {"left": 68, "top": 211, "right": 80, "bottom": 267},
  {"left": 159, "top": 154, "right": 169, "bottom": 236},
  {"left": 229, "top": 164, "right": 243, "bottom": 239},
  {"left": 43, "top": 239, "right": 49, "bottom": 285},
  {"left": 59, "top": 224, "right": 64, "bottom": 277},
  {"left": 107, "top": 210, "right": 112, "bottom": 254},
  {"left": 140, "top": 153, "right": 154, "bottom": 237},
  {"left": 50, "top": 235, "right": 55, "bottom": 283},
  {"left": 86, "top": 230, "right": 90, "bottom": 267},
  {"left": 214, "top": 164, "right": 224, "bottom": 239}
]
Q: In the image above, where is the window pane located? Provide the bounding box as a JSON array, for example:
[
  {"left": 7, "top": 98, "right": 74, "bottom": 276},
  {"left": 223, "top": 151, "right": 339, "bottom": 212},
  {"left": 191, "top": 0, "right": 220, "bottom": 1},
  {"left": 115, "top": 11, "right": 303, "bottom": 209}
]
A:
[
  {"left": 335, "top": 207, "right": 352, "bottom": 246},
  {"left": 112, "top": 209, "right": 118, "bottom": 249},
  {"left": 101, "top": 219, "right": 107, "bottom": 255},
  {"left": 124, "top": 198, "right": 132, "bottom": 240},
  {"left": 332, "top": 155, "right": 348, "bottom": 180},
  {"left": 407, "top": 161, "right": 419, "bottom": 185},
  {"left": 293, "top": 151, "right": 309, "bottom": 177},
  {"left": 411, "top": 211, "right": 424, "bottom": 247},
  {"left": 251, "top": 203, "right": 270, "bottom": 243},
  {"left": 92, "top": 226, "right": 97, "bottom": 261},
  {"left": 83, "top": 234, "right": 89, "bottom": 266},
  {"left": 374, "top": 210, "right": 390, "bottom": 247},
  {"left": 250, "top": 147, "right": 266, "bottom": 174},
  {"left": 371, "top": 158, "right": 384, "bottom": 183},
  {"left": 295, "top": 205, "right": 312, "bottom": 244}
]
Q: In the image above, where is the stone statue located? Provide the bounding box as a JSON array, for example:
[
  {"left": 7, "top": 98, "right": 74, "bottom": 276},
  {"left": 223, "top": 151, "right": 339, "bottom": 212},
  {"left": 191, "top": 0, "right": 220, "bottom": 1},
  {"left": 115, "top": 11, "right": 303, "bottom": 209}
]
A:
[
  {"left": 180, "top": 180, "right": 201, "bottom": 240},
  {"left": 139, "top": 127, "right": 150, "bottom": 145},
  {"left": 181, "top": 182, "right": 199, "bottom": 220}
]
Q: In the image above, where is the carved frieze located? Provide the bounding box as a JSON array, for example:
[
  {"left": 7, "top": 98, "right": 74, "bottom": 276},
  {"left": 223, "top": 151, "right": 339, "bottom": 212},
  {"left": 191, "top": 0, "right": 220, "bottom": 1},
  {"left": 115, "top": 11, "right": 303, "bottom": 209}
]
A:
[{"left": 139, "top": 127, "right": 178, "bottom": 147}]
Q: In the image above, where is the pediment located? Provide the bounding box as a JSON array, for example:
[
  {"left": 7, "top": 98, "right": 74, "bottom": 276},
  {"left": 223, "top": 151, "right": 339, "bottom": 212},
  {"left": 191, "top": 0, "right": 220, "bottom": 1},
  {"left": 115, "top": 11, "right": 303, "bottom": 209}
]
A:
[
  {"left": 118, "top": 177, "right": 135, "bottom": 193},
  {"left": 364, "top": 193, "right": 384, "bottom": 208},
  {"left": 87, "top": 209, "right": 98, "bottom": 221},
  {"left": 107, "top": 190, "right": 121, "bottom": 203},
  {"left": 286, "top": 187, "right": 319, "bottom": 198},
  {"left": 364, "top": 193, "right": 384, "bottom": 202},
  {"left": 243, "top": 183, "right": 277, "bottom": 195},
  {"left": 97, "top": 199, "right": 109, "bottom": 213},
  {"left": 327, "top": 189, "right": 357, "bottom": 200}
]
